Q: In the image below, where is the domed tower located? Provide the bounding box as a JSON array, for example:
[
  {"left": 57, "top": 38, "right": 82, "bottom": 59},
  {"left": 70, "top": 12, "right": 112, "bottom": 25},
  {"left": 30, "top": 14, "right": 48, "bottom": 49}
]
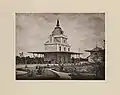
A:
[
  {"left": 28, "top": 19, "right": 82, "bottom": 64},
  {"left": 44, "top": 19, "right": 71, "bottom": 52},
  {"left": 44, "top": 19, "right": 71, "bottom": 63}
]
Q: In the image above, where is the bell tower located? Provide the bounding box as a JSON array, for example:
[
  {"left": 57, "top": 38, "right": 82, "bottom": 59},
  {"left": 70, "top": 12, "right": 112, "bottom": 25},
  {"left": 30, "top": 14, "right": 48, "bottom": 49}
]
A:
[{"left": 44, "top": 19, "right": 71, "bottom": 52}]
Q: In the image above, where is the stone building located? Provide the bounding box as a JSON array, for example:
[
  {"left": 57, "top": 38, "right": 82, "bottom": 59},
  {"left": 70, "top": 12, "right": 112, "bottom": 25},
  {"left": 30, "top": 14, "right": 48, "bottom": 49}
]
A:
[{"left": 28, "top": 19, "right": 82, "bottom": 64}]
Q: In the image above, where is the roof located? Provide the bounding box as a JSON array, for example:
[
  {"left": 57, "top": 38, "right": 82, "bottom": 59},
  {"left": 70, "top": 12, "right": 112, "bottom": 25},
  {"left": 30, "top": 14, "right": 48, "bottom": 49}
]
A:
[
  {"left": 52, "top": 19, "right": 64, "bottom": 36},
  {"left": 85, "top": 46, "right": 103, "bottom": 52},
  {"left": 28, "top": 51, "right": 83, "bottom": 54},
  {"left": 44, "top": 42, "right": 71, "bottom": 47},
  {"left": 52, "top": 26, "right": 64, "bottom": 35},
  {"left": 53, "top": 35, "right": 68, "bottom": 39}
]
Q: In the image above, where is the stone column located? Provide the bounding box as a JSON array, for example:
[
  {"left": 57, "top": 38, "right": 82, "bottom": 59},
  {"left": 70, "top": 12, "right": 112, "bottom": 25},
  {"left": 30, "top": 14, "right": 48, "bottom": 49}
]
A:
[{"left": 61, "top": 37, "right": 62, "bottom": 43}]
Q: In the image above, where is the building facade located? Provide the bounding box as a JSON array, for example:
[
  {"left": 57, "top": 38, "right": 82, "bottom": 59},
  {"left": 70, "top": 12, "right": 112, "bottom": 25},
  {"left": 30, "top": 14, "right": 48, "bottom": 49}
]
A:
[
  {"left": 44, "top": 19, "right": 71, "bottom": 63},
  {"left": 28, "top": 19, "right": 81, "bottom": 64}
]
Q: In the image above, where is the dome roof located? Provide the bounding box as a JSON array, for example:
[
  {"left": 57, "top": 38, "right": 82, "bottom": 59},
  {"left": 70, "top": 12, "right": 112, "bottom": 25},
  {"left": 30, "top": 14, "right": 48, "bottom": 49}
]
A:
[{"left": 52, "top": 19, "right": 64, "bottom": 35}]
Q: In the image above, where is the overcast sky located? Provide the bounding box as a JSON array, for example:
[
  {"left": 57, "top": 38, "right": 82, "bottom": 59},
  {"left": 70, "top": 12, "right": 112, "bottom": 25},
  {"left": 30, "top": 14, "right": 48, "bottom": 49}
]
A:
[{"left": 16, "top": 13, "right": 105, "bottom": 57}]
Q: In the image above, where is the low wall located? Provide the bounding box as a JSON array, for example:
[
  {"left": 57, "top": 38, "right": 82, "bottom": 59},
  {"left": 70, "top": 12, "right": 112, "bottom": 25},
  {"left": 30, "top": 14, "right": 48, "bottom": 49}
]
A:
[{"left": 16, "top": 62, "right": 90, "bottom": 69}]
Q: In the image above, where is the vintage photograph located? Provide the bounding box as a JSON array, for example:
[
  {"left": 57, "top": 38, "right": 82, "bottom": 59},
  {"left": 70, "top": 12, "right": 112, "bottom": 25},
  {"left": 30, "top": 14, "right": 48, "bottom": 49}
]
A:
[{"left": 16, "top": 13, "right": 105, "bottom": 80}]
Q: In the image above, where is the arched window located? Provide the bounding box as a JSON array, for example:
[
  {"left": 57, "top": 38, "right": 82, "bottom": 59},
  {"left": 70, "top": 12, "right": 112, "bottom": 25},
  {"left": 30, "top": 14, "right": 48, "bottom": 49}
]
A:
[
  {"left": 68, "top": 48, "right": 70, "bottom": 51},
  {"left": 64, "top": 47, "right": 66, "bottom": 51},
  {"left": 59, "top": 46, "right": 61, "bottom": 51},
  {"left": 63, "top": 39, "right": 65, "bottom": 43}
]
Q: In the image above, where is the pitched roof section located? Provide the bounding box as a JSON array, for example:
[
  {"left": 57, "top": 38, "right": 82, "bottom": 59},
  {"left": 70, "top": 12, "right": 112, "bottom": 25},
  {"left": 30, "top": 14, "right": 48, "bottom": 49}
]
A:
[{"left": 85, "top": 46, "right": 103, "bottom": 52}]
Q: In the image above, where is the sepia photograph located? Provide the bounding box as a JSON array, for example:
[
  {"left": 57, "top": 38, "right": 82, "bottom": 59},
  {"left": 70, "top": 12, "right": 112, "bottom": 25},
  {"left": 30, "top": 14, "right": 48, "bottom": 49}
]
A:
[{"left": 16, "top": 13, "right": 105, "bottom": 80}]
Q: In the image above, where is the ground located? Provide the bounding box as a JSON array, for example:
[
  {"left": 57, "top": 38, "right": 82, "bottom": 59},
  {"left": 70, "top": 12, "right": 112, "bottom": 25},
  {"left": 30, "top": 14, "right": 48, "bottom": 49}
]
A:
[{"left": 16, "top": 63, "right": 105, "bottom": 80}]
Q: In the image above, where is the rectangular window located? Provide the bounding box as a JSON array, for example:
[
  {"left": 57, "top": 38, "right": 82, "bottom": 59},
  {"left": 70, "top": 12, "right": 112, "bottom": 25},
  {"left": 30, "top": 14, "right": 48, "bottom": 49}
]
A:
[
  {"left": 68, "top": 48, "right": 70, "bottom": 51},
  {"left": 64, "top": 47, "right": 66, "bottom": 51},
  {"left": 59, "top": 46, "right": 61, "bottom": 51}
]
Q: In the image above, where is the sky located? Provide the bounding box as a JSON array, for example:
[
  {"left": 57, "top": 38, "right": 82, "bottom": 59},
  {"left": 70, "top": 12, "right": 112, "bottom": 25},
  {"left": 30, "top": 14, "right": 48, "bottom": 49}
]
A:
[{"left": 16, "top": 13, "right": 105, "bottom": 58}]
